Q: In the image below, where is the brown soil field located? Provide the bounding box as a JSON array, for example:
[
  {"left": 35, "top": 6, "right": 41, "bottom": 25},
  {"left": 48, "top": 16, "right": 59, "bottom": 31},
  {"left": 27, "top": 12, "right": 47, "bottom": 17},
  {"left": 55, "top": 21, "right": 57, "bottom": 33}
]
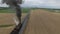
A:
[
  {"left": 24, "top": 9, "right": 60, "bottom": 34},
  {"left": 0, "top": 13, "right": 26, "bottom": 34}
]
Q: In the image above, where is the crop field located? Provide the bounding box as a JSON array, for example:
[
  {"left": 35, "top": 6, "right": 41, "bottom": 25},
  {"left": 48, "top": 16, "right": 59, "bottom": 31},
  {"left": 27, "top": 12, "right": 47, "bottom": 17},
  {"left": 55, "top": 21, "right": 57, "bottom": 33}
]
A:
[
  {"left": 41, "top": 8, "right": 60, "bottom": 13},
  {"left": 0, "top": 8, "right": 29, "bottom": 13},
  {"left": 32, "top": 8, "right": 60, "bottom": 13},
  {"left": 24, "top": 9, "right": 60, "bottom": 34},
  {"left": 0, "top": 8, "right": 29, "bottom": 34},
  {"left": 0, "top": 8, "right": 60, "bottom": 34}
]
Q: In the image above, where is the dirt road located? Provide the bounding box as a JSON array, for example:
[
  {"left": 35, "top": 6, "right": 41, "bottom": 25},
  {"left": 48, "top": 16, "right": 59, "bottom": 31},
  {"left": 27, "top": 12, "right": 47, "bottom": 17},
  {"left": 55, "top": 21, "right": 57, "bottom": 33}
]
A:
[{"left": 24, "top": 9, "right": 60, "bottom": 34}]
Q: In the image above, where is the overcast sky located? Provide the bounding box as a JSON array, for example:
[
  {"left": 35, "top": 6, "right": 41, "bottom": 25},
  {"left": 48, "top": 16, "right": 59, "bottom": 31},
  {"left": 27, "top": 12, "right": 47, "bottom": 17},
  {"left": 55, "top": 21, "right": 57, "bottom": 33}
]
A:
[{"left": 0, "top": 0, "right": 60, "bottom": 8}]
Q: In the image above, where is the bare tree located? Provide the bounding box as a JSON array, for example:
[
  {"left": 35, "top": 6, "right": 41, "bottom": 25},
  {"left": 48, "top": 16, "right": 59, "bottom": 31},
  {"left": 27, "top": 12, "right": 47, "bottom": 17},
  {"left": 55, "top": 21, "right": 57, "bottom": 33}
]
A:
[{"left": 2, "top": 0, "right": 22, "bottom": 34}]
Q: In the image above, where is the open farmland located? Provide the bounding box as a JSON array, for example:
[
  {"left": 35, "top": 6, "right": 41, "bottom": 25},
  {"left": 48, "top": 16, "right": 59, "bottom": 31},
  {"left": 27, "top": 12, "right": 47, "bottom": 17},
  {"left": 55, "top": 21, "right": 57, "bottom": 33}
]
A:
[
  {"left": 0, "top": 13, "right": 27, "bottom": 34},
  {"left": 24, "top": 9, "right": 60, "bottom": 34},
  {"left": 1, "top": 8, "right": 60, "bottom": 34},
  {"left": 0, "top": 8, "right": 29, "bottom": 34}
]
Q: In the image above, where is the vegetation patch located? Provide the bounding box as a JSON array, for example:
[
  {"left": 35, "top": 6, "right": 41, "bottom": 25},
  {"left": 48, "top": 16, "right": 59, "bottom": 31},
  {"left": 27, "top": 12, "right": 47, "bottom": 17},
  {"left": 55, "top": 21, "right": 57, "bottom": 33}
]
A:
[
  {"left": 0, "top": 24, "right": 14, "bottom": 27},
  {"left": 0, "top": 8, "right": 30, "bottom": 13}
]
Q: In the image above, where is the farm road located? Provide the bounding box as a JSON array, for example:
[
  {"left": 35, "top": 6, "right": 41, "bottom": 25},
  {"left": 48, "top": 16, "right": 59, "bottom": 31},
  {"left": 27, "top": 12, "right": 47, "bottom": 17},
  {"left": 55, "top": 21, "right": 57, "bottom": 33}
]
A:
[{"left": 24, "top": 9, "right": 60, "bottom": 34}]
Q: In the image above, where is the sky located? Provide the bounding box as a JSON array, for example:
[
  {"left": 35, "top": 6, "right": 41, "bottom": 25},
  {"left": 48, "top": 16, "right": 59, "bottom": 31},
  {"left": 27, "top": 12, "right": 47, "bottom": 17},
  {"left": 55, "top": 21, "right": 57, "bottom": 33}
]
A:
[{"left": 0, "top": 0, "right": 60, "bottom": 8}]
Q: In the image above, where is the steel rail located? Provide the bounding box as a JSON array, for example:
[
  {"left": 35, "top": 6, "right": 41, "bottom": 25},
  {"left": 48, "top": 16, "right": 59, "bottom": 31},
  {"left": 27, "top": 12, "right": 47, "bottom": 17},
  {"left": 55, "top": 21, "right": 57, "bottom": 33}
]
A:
[
  {"left": 19, "top": 10, "right": 30, "bottom": 34},
  {"left": 10, "top": 9, "right": 31, "bottom": 34}
]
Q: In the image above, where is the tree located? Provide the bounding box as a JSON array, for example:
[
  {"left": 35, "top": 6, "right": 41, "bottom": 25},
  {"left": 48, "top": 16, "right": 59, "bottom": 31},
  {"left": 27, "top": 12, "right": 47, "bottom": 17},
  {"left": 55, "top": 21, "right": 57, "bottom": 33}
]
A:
[{"left": 2, "top": 0, "right": 22, "bottom": 34}]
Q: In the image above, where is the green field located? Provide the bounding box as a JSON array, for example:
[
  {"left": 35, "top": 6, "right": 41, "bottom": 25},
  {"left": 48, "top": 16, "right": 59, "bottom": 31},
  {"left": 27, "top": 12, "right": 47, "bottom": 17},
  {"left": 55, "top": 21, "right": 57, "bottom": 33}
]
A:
[
  {"left": 0, "top": 8, "right": 30, "bottom": 13},
  {"left": 40, "top": 8, "right": 60, "bottom": 13},
  {"left": 0, "top": 7, "right": 60, "bottom": 13},
  {"left": 32, "top": 8, "right": 60, "bottom": 13}
]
